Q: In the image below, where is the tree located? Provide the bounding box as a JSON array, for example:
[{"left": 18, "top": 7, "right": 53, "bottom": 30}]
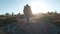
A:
[
  {"left": 5, "top": 13, "right": 10, "bottom": 16},
  {"left": 47, "top": 12, "right": 50, "bottom": 15},
  {"left": 54, "top": 10, "right": 57, "bottom": 15},
  {"left": 23, "top": 4, "right": 32, "bottom": 16},
  {"left": 23, "top": 4, "right": 32, "bottom": 22},
  {"left": 12, "top": 12, "right": 14, "bottom": 16},
  {"left": 17, "top": 13, "right": 20, "bottom": 16}
]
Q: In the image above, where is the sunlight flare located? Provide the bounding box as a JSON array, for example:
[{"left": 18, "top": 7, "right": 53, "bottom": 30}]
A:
[{"left": 30, "top": 2, "right": 49, "bottom": 14}]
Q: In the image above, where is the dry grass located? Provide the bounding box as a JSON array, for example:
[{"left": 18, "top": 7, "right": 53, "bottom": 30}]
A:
[{"left": 0, "top": 16, "right": 17, "bottom": 27}]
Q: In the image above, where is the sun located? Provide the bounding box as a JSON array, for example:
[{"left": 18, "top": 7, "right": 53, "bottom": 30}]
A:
[{"left": 30, "top": 2, "right": 48, "bottom": 14}]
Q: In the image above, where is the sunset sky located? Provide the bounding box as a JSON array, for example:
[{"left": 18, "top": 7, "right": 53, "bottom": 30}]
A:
[{"left": 0, "top": 0, "right": 60, "bottom": 14}]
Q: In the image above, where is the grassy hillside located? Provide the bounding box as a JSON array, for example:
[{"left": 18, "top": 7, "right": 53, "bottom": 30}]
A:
[{"left": 0, "top": 16, "right": 17, "bottom": 27}]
